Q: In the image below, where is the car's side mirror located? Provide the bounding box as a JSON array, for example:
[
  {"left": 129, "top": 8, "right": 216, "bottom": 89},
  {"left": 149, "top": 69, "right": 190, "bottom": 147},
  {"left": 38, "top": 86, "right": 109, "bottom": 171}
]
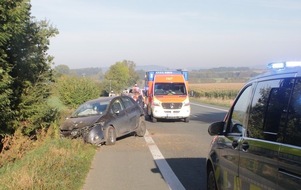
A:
[{"left": 208, "top": 121, "right": 225, "bottom": 136}]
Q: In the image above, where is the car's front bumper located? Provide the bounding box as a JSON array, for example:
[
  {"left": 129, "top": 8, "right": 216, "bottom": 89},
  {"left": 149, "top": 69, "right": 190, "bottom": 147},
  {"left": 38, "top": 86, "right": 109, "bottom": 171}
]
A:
[{"left": 60, "top": 125, "right": 106, "bottom": 146}]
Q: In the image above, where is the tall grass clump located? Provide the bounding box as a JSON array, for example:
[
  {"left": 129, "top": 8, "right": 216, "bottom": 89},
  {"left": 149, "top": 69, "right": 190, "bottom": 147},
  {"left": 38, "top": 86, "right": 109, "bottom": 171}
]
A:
[{"left": 0, "top": 138, "right": 96, "bottom": 190}]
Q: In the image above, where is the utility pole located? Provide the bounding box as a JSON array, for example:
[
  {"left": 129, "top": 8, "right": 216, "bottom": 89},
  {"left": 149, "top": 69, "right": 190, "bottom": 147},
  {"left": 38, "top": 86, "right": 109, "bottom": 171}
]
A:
[{"left": 110, "top": 80, "right": 111, "bottom": 92}]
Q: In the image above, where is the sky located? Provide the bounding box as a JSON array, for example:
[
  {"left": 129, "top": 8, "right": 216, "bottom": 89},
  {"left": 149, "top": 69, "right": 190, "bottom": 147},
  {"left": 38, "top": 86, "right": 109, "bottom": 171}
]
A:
[{"left": 30, "top": 0, "right": 301, "bottom": 69}]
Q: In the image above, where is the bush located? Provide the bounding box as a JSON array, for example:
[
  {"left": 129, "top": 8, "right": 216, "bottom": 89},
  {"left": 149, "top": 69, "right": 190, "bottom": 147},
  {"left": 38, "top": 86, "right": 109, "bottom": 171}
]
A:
[{"left": 56, "top": 76, "right": 101, "bottom": 108}]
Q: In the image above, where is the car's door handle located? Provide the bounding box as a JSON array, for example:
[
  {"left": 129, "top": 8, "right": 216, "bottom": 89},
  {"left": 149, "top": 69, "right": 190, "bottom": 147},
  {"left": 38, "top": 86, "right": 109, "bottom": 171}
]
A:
[{"left": 242, "top": 142, "right": 249, "bottom": 151}]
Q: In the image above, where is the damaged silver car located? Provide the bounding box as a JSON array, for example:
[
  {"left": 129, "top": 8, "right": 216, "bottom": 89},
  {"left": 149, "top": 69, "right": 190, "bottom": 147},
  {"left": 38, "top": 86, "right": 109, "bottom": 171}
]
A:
[{"left": 60, "top": 95, "right": 146, "bottom": 146}]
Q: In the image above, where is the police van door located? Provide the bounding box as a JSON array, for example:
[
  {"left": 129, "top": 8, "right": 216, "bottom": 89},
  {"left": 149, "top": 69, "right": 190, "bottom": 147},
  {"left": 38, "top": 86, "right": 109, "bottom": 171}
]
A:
[
  {"left": 240, "top": 79, "right": 293, "bottom": 189},
  {"left": 277, "top": 78, "right": 301, "bottom": 190}
]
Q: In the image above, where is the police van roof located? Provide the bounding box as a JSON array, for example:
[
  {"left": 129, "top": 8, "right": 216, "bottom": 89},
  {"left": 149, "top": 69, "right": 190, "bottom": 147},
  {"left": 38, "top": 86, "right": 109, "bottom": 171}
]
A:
[{"left": 249, "top": 61, "right": 301, "bottom": 81}]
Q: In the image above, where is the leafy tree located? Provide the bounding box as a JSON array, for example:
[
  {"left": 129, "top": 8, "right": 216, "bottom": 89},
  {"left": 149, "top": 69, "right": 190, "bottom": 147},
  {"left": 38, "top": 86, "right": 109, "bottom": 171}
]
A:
[
  {"left": 126, "top": 60, "right": 139, "bottom": 85},
  {"left": 0, "top": 0, "right": 59, "bottom": 135},
  {"left": 103, "top": 60, "right": 139, "bottom": 94},
  {"left": 0, "top": 0, "right": 22, "bottom": 134},
  {"left": 54, "top": 64, "right": 70, "bottom": 76},
  {"left": 0, "top": 65, "right": 13, "bottom": 134}
]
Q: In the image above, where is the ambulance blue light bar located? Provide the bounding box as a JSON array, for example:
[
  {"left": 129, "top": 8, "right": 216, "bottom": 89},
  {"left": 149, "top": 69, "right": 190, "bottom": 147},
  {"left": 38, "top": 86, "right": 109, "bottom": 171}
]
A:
[
  {"left": 268, "top": 61, "right": 301, "bottom": 70},
  {"left": 145, "top": 70, "right": 189, "bottom": 81}
]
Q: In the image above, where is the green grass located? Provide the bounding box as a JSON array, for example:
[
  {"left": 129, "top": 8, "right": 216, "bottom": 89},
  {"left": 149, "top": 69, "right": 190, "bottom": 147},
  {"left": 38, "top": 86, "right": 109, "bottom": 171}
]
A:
[
  {"left": 190, "top": 97, "right": 232, "bottom": 108},
  {"left": 0, "top": 138, "right": 96, "bottom": 190}
]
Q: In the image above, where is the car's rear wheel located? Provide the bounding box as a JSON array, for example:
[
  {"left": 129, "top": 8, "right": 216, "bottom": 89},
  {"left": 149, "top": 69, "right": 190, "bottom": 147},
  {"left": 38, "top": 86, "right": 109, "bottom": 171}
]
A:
[
  {"left": 136, "top": 117, "right": 146, "bottom": 137},
  {"left": 207, "top": 165, "right": 217, "bottom": 190},
  {"left": 184, "top": 117, "right": 190, "bottom": 123},
  {"left": 106, "top": 126, "right": 116, "bottom": 145}
]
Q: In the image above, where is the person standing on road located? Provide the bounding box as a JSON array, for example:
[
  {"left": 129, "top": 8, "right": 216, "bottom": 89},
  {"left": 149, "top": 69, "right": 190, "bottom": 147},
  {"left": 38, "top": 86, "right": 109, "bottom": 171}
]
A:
[
  {"left": 132, "top": 84, "right": 144, "bottom": 108},
  {"left": 132, "top": 84, "right": 140, "bottom": 94}
]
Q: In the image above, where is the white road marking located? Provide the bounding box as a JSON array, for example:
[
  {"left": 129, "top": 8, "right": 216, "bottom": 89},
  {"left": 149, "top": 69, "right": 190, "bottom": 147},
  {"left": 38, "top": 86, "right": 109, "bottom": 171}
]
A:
[
  {"left": 144, "top": 130, "right": 185, "bottom": 190},
  {"left": 143, "top": 102, "right": 226, "bottom": 189},
  {"left": 190, "top": 102, "right": 228, "bottom": 112}
]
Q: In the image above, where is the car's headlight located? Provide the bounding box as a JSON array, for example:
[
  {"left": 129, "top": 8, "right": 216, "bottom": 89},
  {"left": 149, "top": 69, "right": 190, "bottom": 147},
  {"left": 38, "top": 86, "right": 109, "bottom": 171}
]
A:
[
  {"left": 71, "top": 129, "right": 79, "bottom": 137},
  {"left": 93, "top": 135, "right": 100, "bottom": 141}
]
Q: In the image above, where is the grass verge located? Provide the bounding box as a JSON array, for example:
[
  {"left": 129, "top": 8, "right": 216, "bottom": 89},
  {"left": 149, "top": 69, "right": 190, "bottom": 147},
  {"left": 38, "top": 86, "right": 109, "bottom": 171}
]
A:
[
  {"left": 0, "top": 137, "right": 96, "bottom": 190},
  {"left": 190, "top": 97, "right": 232, "bottom": 108}
]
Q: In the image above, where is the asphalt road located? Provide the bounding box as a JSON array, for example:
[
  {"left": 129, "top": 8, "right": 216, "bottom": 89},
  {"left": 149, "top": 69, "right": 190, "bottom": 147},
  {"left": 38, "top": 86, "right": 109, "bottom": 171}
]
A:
[{"left": 83, "top": 102, "right": 228, "bottom": 190}]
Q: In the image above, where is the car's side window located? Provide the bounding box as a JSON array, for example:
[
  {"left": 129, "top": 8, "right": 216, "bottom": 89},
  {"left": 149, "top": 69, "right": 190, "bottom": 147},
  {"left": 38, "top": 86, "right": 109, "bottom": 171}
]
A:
[
  {"left": 284, "top": 78, "right": 301, "bottom": 146},
  {"left": 111, "top": 99, "right": 124, "bottom": 113},
  {"left": 248, "top": 79, "right": 293, "bottom": 142},
  {"left": 121, "top": 97, "right": 135, "bottom": 109},
  {"left": 229, "top": 85, "right": 252, "bottom": 134}
]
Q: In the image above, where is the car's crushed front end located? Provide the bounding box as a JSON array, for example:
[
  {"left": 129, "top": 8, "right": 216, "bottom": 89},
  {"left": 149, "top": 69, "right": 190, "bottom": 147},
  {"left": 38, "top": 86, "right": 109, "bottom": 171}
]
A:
[
  {"left": 60, "top": 123, "right": 106, "bottom": 146},
  {"left": 60, "top": 114, "right": 107, "bottom": 146},
  {"left": 83, "top": 124, "right": 105, "bottom": 146}
]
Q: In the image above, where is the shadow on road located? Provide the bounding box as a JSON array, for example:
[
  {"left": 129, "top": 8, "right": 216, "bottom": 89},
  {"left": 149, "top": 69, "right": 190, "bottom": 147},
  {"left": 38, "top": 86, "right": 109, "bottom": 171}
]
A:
[{"left": 151, "top": 157, "right": 207, "bottom": 190}]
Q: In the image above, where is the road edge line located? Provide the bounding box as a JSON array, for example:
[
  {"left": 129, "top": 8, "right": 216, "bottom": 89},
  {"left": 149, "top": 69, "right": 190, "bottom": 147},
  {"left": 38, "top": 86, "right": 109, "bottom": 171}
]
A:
[{"left": 144, "top": 130, "right": 185, "bottom": 190}]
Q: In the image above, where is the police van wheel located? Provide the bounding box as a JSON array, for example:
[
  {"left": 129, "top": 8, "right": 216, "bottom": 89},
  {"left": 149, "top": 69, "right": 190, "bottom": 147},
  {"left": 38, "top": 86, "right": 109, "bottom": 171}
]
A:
[
  {"left": 207, "top": 166, "right": 217, "bottom": 190},
  {"left": 184, "top": 117, "right": 190, "bottom": 123}
]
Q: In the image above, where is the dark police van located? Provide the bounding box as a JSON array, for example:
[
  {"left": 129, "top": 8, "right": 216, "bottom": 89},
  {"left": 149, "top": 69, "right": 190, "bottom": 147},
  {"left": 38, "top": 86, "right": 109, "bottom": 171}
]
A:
[{"left": 207, "top": 61, "right": 301, "bottom": 190}]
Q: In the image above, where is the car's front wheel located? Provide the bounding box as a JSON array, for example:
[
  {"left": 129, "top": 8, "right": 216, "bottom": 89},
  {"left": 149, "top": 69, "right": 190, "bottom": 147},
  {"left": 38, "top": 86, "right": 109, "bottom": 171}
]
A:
[
  {"left": 207, "top": 165, "right": 217, "bottom": 190},
  {"left": 106, "top": 126, "right": 116, "bottom": 145},
  {"left": 135, "top": 117, "right": 146, "bottom": 137}
]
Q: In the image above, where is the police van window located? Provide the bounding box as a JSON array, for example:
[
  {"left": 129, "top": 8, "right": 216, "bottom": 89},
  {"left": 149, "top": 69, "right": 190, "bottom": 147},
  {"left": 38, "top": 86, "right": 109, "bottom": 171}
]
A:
[
  {"left": 230, "top": 85, "right": 252, "bottom": 134},
  {"left": 248, "top": 79, "right": 293, "bottom": 141},
  {"left": 285, "top": 78, "right": 301, "bottom": 146}
]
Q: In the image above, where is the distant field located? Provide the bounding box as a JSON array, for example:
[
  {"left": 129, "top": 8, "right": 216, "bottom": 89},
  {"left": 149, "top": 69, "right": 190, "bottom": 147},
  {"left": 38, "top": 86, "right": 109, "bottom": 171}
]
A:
[
  {"left": 190, "top": 83, "right": 244, "bottom": 91},
  {"left": 189, "top": 83, "right": 245, "bottom": 107}
]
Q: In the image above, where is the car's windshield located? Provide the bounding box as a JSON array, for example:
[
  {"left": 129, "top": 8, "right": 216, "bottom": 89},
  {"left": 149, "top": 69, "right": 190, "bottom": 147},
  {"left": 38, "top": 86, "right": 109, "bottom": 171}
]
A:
[
  {"left": 71, "top": 101, "right": 109, "bottom": 117},
  {"left": 154, "top": 83, "right": 186, "bottom": 95}
]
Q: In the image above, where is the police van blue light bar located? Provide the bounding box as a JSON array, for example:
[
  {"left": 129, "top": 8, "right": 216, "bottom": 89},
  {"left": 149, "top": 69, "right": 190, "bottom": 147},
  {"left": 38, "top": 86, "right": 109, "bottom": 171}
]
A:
[
  {"left": 286, "top": 61, "right": 301, "bottom": 67},
  {"left": 268, "top": 61, "right": 301, "bottom": 70}
]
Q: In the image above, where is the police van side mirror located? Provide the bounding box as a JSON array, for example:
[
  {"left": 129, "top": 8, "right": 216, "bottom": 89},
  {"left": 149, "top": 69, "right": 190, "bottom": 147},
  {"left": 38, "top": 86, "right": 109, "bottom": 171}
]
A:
[{"left": 208, "top": 121, "right": 225, "bottom": 135}]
